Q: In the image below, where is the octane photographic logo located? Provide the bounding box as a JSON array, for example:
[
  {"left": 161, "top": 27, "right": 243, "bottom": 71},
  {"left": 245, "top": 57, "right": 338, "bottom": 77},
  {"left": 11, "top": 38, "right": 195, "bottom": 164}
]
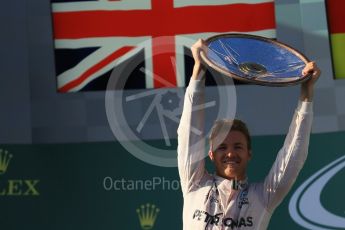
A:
[
  {"left": 105, "top": 36, "right": 236, "bottom": 167},
  {"left": 289, "top": 155, "right": 345, "bottom": 229}
]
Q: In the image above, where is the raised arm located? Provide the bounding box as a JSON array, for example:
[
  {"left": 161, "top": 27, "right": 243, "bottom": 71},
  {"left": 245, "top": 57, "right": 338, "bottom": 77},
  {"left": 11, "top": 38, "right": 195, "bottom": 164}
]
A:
[
  {"left": 263, "top": 62, "right": 321, "bottom": 211},
  {"left": 177, "top": 39, "right": 208, "bottom": 195}
]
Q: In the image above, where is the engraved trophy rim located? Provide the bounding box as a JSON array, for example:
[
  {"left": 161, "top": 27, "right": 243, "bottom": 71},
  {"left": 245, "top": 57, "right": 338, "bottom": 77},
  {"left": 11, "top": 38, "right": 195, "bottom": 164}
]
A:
[{"left": 200, "top": 33, "right": 312, "bottom": 87}]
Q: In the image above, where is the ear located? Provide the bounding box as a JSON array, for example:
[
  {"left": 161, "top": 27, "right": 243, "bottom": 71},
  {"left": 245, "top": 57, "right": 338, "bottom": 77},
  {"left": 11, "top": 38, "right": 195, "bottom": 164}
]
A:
[
  {"left": 248, "top": 150, "right": 252, "bottom": 160},
  {"left": 208, "top": 150, "right": 214, "bottom": 161}
]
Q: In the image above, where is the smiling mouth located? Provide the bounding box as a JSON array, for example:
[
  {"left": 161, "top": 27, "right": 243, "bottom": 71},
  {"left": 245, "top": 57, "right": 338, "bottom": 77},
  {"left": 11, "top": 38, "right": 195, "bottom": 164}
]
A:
[{"left": 223, "top": 160, "right": 240, "bottom": 165}]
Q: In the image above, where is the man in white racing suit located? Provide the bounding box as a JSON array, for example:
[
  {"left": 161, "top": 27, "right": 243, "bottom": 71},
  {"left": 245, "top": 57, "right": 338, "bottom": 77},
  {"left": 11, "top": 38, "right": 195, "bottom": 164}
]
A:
[{"left": 177, "top": 39, "right": 321, "bottom": 229}]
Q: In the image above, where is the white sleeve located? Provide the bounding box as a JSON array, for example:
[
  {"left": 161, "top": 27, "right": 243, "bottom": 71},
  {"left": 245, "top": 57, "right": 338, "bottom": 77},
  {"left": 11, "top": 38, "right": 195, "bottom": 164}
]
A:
[
  {"left": 177, "top": 79, "right": 206, "bottom": 195},
  {"left": 263, "top": 101, "right": 313, "bottom": 211}
]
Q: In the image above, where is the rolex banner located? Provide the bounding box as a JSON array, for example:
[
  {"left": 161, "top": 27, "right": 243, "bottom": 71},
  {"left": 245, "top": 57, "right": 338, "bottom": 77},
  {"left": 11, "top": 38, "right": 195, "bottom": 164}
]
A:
[{"left": 1, "top": 131, "right": 345, "bottom": 229}]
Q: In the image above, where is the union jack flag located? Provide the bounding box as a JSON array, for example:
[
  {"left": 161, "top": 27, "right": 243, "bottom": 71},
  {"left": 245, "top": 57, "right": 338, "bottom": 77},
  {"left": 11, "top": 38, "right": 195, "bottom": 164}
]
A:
[{"left": 51, "top": 0, "right": 276, "bottom": 92}]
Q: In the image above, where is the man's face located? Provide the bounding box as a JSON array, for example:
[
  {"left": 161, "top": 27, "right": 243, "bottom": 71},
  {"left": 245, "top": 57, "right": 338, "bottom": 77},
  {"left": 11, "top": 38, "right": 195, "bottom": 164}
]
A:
[{"left": 209, "top": 130, "right": 252, "bottom": 180}]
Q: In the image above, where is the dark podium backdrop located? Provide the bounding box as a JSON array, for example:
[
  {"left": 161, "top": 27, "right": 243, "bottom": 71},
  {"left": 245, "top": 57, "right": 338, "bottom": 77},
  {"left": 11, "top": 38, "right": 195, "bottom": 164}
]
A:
[{"left": 1, "top": 131, "right": 344, "bottom": 230}]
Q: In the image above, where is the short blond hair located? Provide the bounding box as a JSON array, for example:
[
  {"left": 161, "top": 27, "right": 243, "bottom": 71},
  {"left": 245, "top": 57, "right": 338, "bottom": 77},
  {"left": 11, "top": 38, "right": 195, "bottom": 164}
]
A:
[{"left": 209, "top": 119, "right": 251, "bottom": 151}]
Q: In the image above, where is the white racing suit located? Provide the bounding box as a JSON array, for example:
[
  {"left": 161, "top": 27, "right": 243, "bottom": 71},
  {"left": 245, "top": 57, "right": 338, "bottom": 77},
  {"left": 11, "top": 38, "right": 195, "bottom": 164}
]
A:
[{"left": 177, "top": 79, "right": 313, "bottom": 230}]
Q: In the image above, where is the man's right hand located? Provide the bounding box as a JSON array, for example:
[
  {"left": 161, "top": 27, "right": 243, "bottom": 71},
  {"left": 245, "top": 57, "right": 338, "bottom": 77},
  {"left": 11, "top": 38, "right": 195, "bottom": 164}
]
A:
[{"left": 191, "top": 39, "right": 207, "bottom": 80}]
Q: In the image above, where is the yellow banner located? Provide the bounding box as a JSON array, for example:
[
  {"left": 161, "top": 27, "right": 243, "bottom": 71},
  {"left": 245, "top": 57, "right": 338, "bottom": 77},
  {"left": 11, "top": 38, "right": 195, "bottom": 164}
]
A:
[{"left": 330, "top": 33, "right": 345, "bottom": 79}]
